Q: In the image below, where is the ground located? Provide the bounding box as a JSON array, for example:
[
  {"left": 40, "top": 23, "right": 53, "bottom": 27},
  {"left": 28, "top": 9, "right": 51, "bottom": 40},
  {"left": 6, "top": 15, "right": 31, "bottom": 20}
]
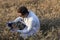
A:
[{"left": 0, "top": 0, "right": 60, "bottom": 40}]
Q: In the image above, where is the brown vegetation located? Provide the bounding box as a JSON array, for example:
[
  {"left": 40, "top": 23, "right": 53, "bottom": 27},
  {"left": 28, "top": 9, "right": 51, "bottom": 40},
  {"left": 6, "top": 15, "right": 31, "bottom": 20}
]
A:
[{"left": 0, "top": 0, "right": 60, "bottom": 40}]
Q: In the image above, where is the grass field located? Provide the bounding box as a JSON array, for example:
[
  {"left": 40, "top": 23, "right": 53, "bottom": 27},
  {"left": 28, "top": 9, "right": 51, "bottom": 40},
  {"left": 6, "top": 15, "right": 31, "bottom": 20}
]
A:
[{"left": 0, "top": 0, "right": 60, "bottom": 40}]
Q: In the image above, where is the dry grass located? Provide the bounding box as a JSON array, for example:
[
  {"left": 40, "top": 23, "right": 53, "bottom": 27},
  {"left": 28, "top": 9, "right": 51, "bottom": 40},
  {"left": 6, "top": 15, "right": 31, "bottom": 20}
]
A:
[{"left": 0, "top": 0, "right": 60, "bottom": 40}]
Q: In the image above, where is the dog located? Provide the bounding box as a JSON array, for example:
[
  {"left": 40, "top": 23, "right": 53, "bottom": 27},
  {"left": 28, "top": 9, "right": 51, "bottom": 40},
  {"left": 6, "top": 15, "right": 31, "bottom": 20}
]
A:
[{"left": 7, "top": 21, "right": 26, "bottom": 30}]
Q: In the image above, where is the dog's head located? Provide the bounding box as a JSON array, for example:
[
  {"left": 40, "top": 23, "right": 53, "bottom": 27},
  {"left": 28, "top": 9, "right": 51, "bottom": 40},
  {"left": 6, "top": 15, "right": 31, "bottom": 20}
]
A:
[{"left": 16, "top": 21, "right": 26, "bottom": 30}]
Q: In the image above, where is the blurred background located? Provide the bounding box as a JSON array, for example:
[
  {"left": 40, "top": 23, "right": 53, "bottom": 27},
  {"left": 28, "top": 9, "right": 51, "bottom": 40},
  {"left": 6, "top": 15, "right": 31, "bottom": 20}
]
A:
[{"left": 0, "top": 0, "right": 60, "bottom": 40}]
